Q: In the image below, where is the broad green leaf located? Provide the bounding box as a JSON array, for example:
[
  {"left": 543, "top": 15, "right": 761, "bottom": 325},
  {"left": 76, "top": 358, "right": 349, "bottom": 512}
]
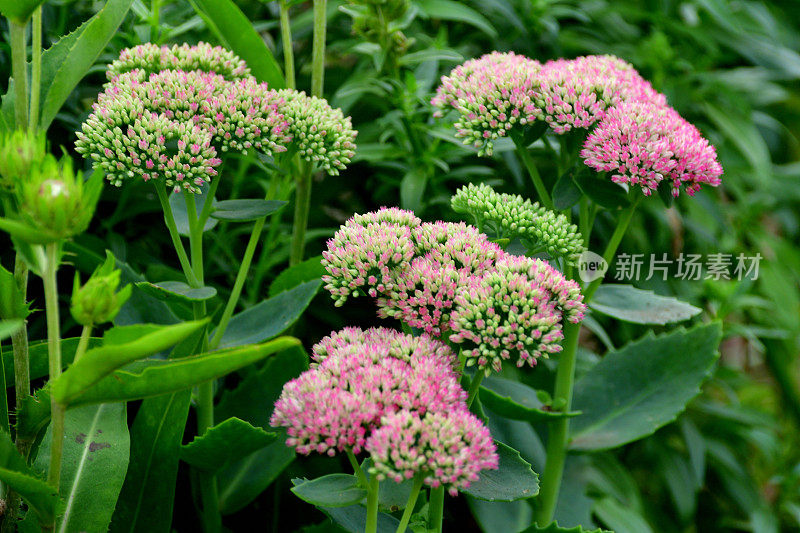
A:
[
  {"left": 36, "top": 0, "right": 134, "bottom": 130},
  {"left": 67, "top": 337, "right": 300, "bottom": 407},
  {"left": 321, "top": 505, "right": 400, "bottom": 533},
  {"left": 217, "top": 347, "right": 308, "bottom": 514},
  {"left": 3, "top": 337, "right": 102, "bottom": 387},
  {"left": 570, "top": 322, "right": 722, "bottom": 451},
  {"left": 480, "top": 377, "right": 581, "bottom": 422},
  {"left": 210, "top": 199, "right": 288, "bottom": 222},
  {"left": 468, "top": 498, "right": 533, "bottom": 533},
  {"left": 0, "top": 430, "right": 58, "bottom": 524},
  {"left": 269, "top": 255, "right": 325, "bottom": 297},
  {"left": 0, "top": 319, "right": 22, "bottom": 341},
  {"left": 573, "top": 173, "right": 630, "bottom": 210},
  {"left": 590, "top": 285, "right": 702, "bottom": 325},
  {"left": 52, "top": 320, "right": 208, "bottom": 405},
  {"left": 592, "top": 498, "right": 654, "bottom": 533},
  {"left": 416, "top": 0, "right": 498, "bottom": 37},
  {"left": 181, "top": 417, "right": 275, "bottom": 473},
  {"left": 34, "top": 404, "right": 129, "bottom": 533},
  {"left": 461, "top": 442, "right": 539, "bottom": 501},
  {"left": 188, "top": 0, "right": 285, "bottom": 88},
  {"left": 361, "top": 458, "right": 414, "bottom": 512},
  {"left": 16, "top": 386, "right": 51, "bottom": 445},
  {"left": 169, "top": 189, "right": 217, "bottom": 236},
  {"left": 291, "top": 474, "right": 368, "bottom": 508},
  {"left": 215, "top": 280, "right": 321, "bottom": 348},
  {"left": 552, "top": 171, "right": 583, "bottom": 210},
  {"left": 134, "top": 281, "right": 217, "bottom": 304},
  {"left": 400, "top": 167, "right": 427, "bottom": 213},
  {"left": 110, "top": 392, "right": 191, "bottom": 533},
  {"left": 520, "top": 521, "right": 611, "bottom": 532},
  {"left": 0, "top": 0, "right": 45, "bottom": 23}
]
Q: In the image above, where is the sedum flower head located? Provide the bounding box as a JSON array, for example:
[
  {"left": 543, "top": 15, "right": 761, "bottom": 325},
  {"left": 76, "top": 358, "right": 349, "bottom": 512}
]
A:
[
  {"left": 366, "top": 408, "right": 498, "bottom": 495},
  {"left": 451, "top": 183, "right": 585, "bottom": 265},
  {"left": 271, "top": 329, "right": 465, "bottom": 456},
  {"left": 432, "top": 51, "right": 543, "bottom": 156},
  {"left": 346, "top": 206, "right": 422, "bottom": 229},
  {"left": 581, "top": 101, "right": 723, "bottom": 197},
  {"left": 71, "top": 251, "right": 132, "bottom": 326},
  {"left": 412, "top": 221, "right": 502, "bottom": 274},
  {"left": 535, "top": 54, "right": 666, "bottom": 134},
  {"left": 106, "top": 42, "right": 251, "bottom": 81},
  {"left": 0, "top": 129, "right": 46, "bottom": 189},
  {"left": 276, "top": 89, "right": 358, "bottom": 175}
]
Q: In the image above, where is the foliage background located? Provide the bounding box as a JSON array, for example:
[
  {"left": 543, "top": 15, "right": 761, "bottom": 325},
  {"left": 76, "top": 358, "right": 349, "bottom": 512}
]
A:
[{"left": 1, "top": 0, "right": 799, "bottom": 531}]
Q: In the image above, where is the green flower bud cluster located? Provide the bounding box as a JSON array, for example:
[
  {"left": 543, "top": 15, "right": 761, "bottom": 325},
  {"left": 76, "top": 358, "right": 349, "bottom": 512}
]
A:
[
  {"left": 0, "top": 129, "right": 46, "bottom": 190},
  {"left": 451, "top": 183, "right": 585, "bottom": 265},
  {"left": 345, "top": 0, "right": 412, "bottom": 60},
  {"left": 71, "top": 251, "right": 132, "bottom": 326},
  {"left": 106, "top": 42, "right": 251, "bottom": 81},
  {"left": 276, "top": 89, "right": 358, "bottom": 175}
]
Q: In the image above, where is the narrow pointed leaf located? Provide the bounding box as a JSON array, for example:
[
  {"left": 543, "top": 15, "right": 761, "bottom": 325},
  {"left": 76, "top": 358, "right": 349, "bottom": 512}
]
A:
[
  {"left": 210, "top": 199, "right": 287, "bottom": 222},
  {"left": 135, "top": 281, "right": 217, "bottom": 304}
]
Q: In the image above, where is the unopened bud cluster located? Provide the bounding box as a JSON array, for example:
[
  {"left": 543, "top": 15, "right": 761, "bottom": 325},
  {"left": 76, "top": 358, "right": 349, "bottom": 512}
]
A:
[{"left": 71, "top": 252, "right": 132, "bottom": 326}]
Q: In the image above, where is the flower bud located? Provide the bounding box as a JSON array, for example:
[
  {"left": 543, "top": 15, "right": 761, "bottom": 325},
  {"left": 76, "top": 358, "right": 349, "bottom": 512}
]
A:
[
  {"left": 71, "top": 252, "right": 132, "bottom": 326},
  {"left": 0, "top": 130, "right": 46, "bottom": 189}
]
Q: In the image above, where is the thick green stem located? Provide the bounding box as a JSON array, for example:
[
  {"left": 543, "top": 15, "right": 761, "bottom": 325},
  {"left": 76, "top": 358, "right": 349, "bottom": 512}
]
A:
[
  {"left": 279, "top": 0, "right": 296, "bottom": 89},
  {"left": 29, "top": 8, "right": 41, "bottom": 130},
  {"left": 155, "top": 185, "right": 201, "bottom": 287},
  {"left": 12, "top": 256, "right": 30, "bottom": 415},
  {"left": 533, "top": 321, "right": 579, "bottom": 525},
  {"left": 512, "top": 136, "right": 553, "bottom": 210},
  {"left": 9, "top": 20, "right": 28, "bottom": 129},
  {"left": 289, "top": 164, "right": 312, "bottom": 266},
  {"left": 150, "top": 0, "right": 161, "bottom": 41},
  {"left": 466, "top": 372, "right": 484, "bottom": 408},
  {"left": 395, "top": 475, "right": 423, "bottom": 533},
  {"left": 43, "top": 244, "right": 64, "bottom": 497},
  {"left": 311, "top": 0, "right": 327, "bottom": 98},
  {"left": 73, "top": 324, "right": 92, "bottom": 364},
  {"left": 346, "top": 449, "right": 367, "bottom": 487},
  {"left": 427, "top": 486, "right": 444, "bottom": 533},
  {"left": 365, "top": 475, "right": 379, "bottom": 533}
]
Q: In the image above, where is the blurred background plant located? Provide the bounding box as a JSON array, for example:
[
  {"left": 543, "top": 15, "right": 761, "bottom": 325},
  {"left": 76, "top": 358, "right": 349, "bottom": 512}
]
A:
[{"left": 1, "top": 0, "right": 798, "bottom": 531}]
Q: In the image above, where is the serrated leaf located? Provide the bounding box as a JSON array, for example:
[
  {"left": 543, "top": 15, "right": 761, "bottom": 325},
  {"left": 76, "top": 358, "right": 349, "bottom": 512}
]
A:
[
  {"left": 570, "top": 322, "right": 722, "bottom": 451},
  {"left": 269, "top": 256, "right": 325, "bottom": 297},
  {"left": 479, "top": 377, "right": 581, "bottom": 422},
  {"left": 461, "top": 442, "right": 539, "bottom": 501},
  {"left": 590, "top": 285, "right": 702, "bottom": 325},
  {"left": 210, "top": 199, "right": 288, "bottom": 221},
  {"left": 181, "top": 417, "right": 275, "bottom": 473},
  {"left": 291, "top": 474, "right": 368, "bottom": 508},
  {"left": 135, "top": 281, "right": 217, "bottom": 304}
]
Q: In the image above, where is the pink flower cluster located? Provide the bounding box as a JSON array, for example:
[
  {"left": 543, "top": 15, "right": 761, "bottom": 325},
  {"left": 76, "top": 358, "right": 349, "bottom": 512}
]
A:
[
  {"left": 580, "top": 101, "right": 723, "bottom": 197},
  {"left": 322, "top": 208, "right": 586, "bottom": 372},
  {"left": 106, "top": 42, "right": 251, "bottom": 81},
  {"left": 271, "top": 327, "right": 498, "bottom": 494}
]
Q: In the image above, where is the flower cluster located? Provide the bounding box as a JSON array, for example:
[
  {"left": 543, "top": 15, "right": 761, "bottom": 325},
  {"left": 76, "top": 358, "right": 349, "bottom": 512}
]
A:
[
  {"left": 276, "top": 89, "right": 357, "bottom": 175},
  {"left": 581, "top": 101, "right": 723, "bottom": 196},
  {"left": 451, "top": 183, "right": 585, "bottom": 265},
  {"left": 431, "top": 51, "right": 543, "bottom": 156},
  {"left": 322, "top": 209, "right": 586, "bottom": 372},
  {"left": 106, "top": 42, "right": 250, "bottom": 81},
  {"left": 271, "top": 327, "right": 498, "bottom": 493}
]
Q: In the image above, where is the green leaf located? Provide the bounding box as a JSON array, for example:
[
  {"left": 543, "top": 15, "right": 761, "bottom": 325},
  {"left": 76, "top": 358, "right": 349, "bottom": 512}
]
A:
[
  {"left": 416, "top": 0, "right": 498, "bottom": 37},
  {"left": 3, "top": 337, "right": 102, "bottom": 387},
  {"left": 589, "top": 285, "right": 702, "bottom": 325},
  {"left": 110, "top": 391, "right": 191, "bottom": 533},
  {"left": 552, "top": 170, "right": 583, "bottom": 210},
  {"left": 0, "top": 319, "right": 22, "bottom": 341},
  {"left": 461, "top": 442, "right": 539, "bottom": 501},
  {"left": 269, "top": 256, "right": 325, "bottom": 297},
  {"left": 0, "top": 429, "right": 58, "bottom": 524},
  {"left": 16, "top": 386, "right": 51, "bottom": 445},
  {"left": 398, "top": 48, "right": 463, "bottom": 66},
  {"left": 188, "top": 0, "right": 285, "bottom": 88},
  {"left": 592, "top": 498, "right": 654, "bottom": 533},
  {"left": 0, "top": 263, "right": 29, "bottom": 320},
  {"left": 215, "top": 280, "right": 321, "bottom": 348},
  {"left": 291, "top": 474, "right": 368, "bottom": 508},
  {"left": 34, "top": 404, "right": 129, "bottom": 533},
  {"left": 0, "top": 217, "right": 60, "bottom": 244},
  {"left": 67, "top": 337, "right": 301, "bottom": 407},
  {"left": 181, "top": 417, "right": 275, "bottom": 473},
  {"left": 479, "top": 377, "right": 581, "bottom": 422},
  {"left": 520, "top": 521, "right": 611, "bottom": 532},
  {"left": 468, "top": 498, "right": 533, "bottom": 533},
  {"left": 36, "top": 0, "right": 134, "bottom": 130},
  {"left": 573, "top": 173, "right": 630, "bottom": 210},
  {"left": 321, "top": 505, "right": 400, "bottom": 533},
  {"left": 169, "top": 189, "right": 217, "bottom": 236},
  {"left": 0, "top": 0, "right": 45, "bottom": 23},
  {"left": 52, "top": 320, "right": 208, "bottom": 405},
  {"left": 135, "top": 281, "right": 217, "bottom": 304},
  {"left": 570, "top": 322, "right": 722, "bottom": 451},
  {"left": 210, "top": 199, "right": 287, "bottom": 222},
  {"left": 400, "top": 168, "right": 427, "bottom": 213}
]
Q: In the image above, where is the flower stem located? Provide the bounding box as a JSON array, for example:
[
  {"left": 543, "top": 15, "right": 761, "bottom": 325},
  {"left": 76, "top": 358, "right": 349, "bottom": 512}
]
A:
[
  {"left": 395, "top": 475, "right": 423, "bottom": 533},
  {"left": 43, "top": 243, "right": 64, "bottom": 500},
  {"left": 289, "top": 162, "right": 312, "bottom": 266},
  {"left": 365, "top": 474, "right": 379, "bottom": 533},
  {"left": 150, "top": 0, "right": 161, "bottom": 41},
  {"left": 155, "top": 185, "right": 201, "bottom": 287},
  {"left": 29, "top": 7, "right": 42, "bottom": 131},
  {"left": 512, "top": 135, "right": 553, "bottom": 210},
  {"left": 427, "top": 486, "right": 445, "bottom": 533},
  {"left": 466, "top": 371, "right": 484, "bottom": 408},
  {"left": 73, "top": 324, "right": 92, "bottom": 364},
  {"left": 311, "top": 0, "right": 327, "bottom": 98},
  {"left": 279, "top": 0, "right": 295, "bottom": 89},
  {"left": 9, "top": 19, "right": 28, "bottom": 129},
  {"left": 346, "top": 449, "right": 367, "bottom": 487}
]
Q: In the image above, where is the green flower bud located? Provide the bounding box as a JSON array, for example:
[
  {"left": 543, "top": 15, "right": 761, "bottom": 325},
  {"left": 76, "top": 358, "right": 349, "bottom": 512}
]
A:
[
  {"left": 15, "top": 155, "right": 103, "bottom": 242},
  {"left": 71, "top": 251, "right": 132, "bottom": 326},
  {"left": 0, "top": 129, "right": 46, "bottom": 189}
]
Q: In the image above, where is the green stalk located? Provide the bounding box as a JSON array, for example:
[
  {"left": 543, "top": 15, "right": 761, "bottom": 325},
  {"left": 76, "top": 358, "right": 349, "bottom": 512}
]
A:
[
  {"left": 9, "top": 19, "right": 28, "bottom": 129},
  {"left": 289, "top": 162, "right": 312, "bottom": 266},
  {"left": 310, "top": 0, "right": 327, "bottom": 98},
  {"left": 512, "top": 135, "right": 553, "bottom": 210},
  {"left": 12, "top": 256, "right": 30, "bottom": 416},
  {"left": 465, "top": 372, "right": 484, "bottom": 408},
  {"left": 155, "top": 185, "right": 201, "bottom": 287},
  {"left": 150, "top": 0, "right": 161, "bottom": 41},
  {"left": 43, "top": 243, "right": 64, "bottom": 496},
  {"left": 29, "top": 8, "right": 42, "bottom": 131},
  {"left": 73, "top": 324, "right": 92, "bottom": 364},
  {"left": 427, "top": 486, "right": 444, "bottom": 533},
  {"left": 365, "top": 475, "right": 379, "bottom": 533},
  {"left": 279, "top": 0, "right": 296, "bottom": 89},
  {"left": 346, "top": 449, "right": 367, "bottom": 487},
  {"left": 395, "top": 475, "right": 423, "bottom": 533}
]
